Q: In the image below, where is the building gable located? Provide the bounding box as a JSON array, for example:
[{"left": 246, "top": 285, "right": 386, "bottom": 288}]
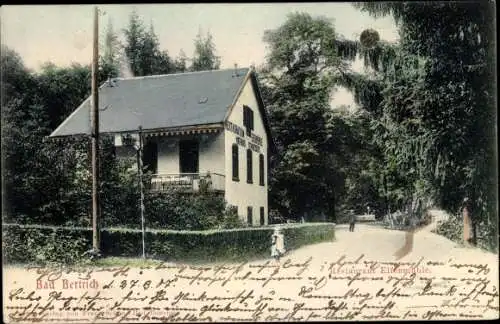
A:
[{"left": 224, "top": 70, "right": 275, "bottom": 154}]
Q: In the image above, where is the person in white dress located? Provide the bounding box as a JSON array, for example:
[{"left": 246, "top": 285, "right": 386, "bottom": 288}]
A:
[{"left": 271, "top": 227, "right": 286, "bottom": 261}]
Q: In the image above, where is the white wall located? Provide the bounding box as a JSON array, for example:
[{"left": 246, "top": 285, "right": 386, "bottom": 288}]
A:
[
  {"left": 115, "top": 132, "right": 225, "bottom": 176},
  {"left": 199, "top": 132, "right": 225, "bottom": 175},
  {"left": 155, "top": 133, "right": 225, "bottom": 175},
  {"left": 224, "top": 76, "right": 269, "bottom": 226}
]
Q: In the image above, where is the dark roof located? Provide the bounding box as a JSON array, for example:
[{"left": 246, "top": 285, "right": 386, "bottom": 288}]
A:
[{"left": 50, "top": 68, "right": 251, "bottom": 137}]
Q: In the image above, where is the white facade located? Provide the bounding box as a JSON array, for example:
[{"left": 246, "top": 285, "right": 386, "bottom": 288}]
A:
[
  {"left": 115, "top": 74, "right": 269, "bottom": 226},
  {"left": 155, "top": 133, "right": 225, "bottom": 175},
  {"left": 224, "top": 77, "right": 268, "bottom": 226}
]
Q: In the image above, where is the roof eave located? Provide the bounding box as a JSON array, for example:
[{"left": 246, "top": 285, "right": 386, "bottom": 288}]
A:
[
  {"left": 249, "top": 71, "right": 278, "bottom": 155},
  {"left": 47, "top": 122, "right": 225, "bottom": 140}
]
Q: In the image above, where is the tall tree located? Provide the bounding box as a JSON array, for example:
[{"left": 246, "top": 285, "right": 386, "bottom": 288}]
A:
[
  {"left": 123, "top": 11, "right": 146, "bottom": 77},
  {"left": 190, "top": 29, "right": 221, "bottom": 71},
  {"left": 123, "top": 12, "right": 173, "bottom": 76},
  {"left": 349, "top": 2, "right": 497, "bottom": 249},
  {"left": 100, "top": 18, "right": 121, "bottom": 79},
  {"left": 260, "top": 12, "right": 360, "bottom": 221}
]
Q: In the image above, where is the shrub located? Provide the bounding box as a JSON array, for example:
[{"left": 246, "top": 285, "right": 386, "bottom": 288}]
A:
[
  {"left": 220, "top": 205, "right": 246, "bottom": 229},
  {"left": 142, "top": 188, "right": 233, "bottom": 231},
  {"left": 2, "top": 223, "right": 336, "bottom": 265},
  {"left": 433, "top": 214, "right": 462, "bottom": 243},
  {"left": 433, "top": 213, "right": 498, "bottom": 253},
  {"left": 2, "top": 225, "right": 91, "bottom": 266},
  {"left": 282, "top": 223, "right": 336, "bottom": 251}
]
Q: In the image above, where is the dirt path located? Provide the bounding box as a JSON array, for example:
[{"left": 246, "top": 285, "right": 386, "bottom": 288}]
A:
[{"left": 288, "top": 208, "right": 492, "bottom": 265}]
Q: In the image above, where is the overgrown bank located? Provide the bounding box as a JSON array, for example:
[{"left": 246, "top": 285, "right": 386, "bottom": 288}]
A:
[{"left": 433, "top": 215, "right": 498, "bottom": 254}]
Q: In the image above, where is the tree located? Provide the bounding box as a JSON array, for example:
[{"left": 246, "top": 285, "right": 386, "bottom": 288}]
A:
[
  {"left": 140, "top": 25, "right": 173, "bottom": 75},
  {"left": 36, "top": 63, "right": 92, "bottom": 130},
  {"left": 174, "top": 49, "right": 188, "bottom": 73},
  {"left": 100, "top": 18, "right": 121, "bottom": 79},
  {"left": 1, "top": 47, "right": 137, "bottom": 228},
  {"left": 190, "top": 29, "right": 221, "bottom": 71},
  {"left": 1, "top": 48, "right": 91, "bottom": 225},
  {"left": 260, "top": 12, "right": 361, "bottom": 221},
  {"left": 123, "top": 11, "right": 146, "bottom": 77},
  {"left": 123, "top": 12, "right": 174, "bottom": 77},
  {"left": 350, "top": 2, "right": 497, "bottom": 249}
]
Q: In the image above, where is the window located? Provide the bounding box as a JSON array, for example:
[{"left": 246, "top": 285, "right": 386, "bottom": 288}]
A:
[
  {"left": 232, "top": 144, "right": 239, "bottom": 181},
  {"left": 243, "top": 105, "right": 254, "bottom": 136},
  {"left": 246, "top": 149, "right": 253, "bottom": 183},
  {"left": 259, "top": 154, "right": 265, "bottom": 186},
  {"left": 247, "top": 206, "right": 253, "bottom": 226},
  {"left": 260, "top": 207, "right": 265, "bottom": 226}
]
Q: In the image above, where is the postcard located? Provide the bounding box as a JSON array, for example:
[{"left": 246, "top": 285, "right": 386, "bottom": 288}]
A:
[{"left": 2, "top": 3, "right": 498, "bottom": 322}]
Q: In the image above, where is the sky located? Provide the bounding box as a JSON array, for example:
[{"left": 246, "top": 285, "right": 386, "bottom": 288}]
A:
[{"left": 1, "top": 3, "right": 399, "bottom": 108}]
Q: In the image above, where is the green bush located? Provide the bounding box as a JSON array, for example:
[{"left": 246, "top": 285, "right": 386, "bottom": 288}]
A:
[
  {"left": 141, "top": 188, "right": 245, "bottom": 231},
  {"left": 432, "top": 215, "right": 462, "bottom": 244},
  {"left": 433, "top": 213, "right": 498, "bottom": 253},
  {"left": 282, "top": 223, "right": 336, "bottom": 251},
  {"left": 2, "top": 223, "right": 336, "bottom": 265},
  {"left": 2, "top": 225, "right": 91, "bottom": 266}
]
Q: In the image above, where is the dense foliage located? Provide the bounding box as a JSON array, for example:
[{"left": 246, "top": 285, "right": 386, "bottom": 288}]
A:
[
  {"left": 347, "top": 2, "right": 497, "bottom": 251},
  {"left": 1, "top": 11, "right": 226, "bottom": 230},
  {"left": 259, "top": 13, "right": 365, "bottom": 221},
  {"left": 2, "top": 223, "right": 335, "bottom": 265},
  {"left": 259, "top": 5, "right": 496, "bottom": 253}
]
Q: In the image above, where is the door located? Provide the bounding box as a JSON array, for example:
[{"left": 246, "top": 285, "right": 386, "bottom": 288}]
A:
[
  {"left": 179, "top": 140, "right": 199, "bottom": 174},
  {"left": 143, "top": 140, "right": 158, "bottom": 174}
]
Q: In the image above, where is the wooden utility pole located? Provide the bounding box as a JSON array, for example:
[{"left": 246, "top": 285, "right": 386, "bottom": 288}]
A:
[
  {"left": 136, "top": 126, "right": 146, "bottom": 259},
  {"left": 91, "top": 6, "right": 101, "bottom": 254}
]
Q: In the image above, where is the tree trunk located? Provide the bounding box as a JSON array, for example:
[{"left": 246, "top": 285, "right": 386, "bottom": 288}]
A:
[{"left": 463, "top": 205, "right": 473, "bottom": 245}]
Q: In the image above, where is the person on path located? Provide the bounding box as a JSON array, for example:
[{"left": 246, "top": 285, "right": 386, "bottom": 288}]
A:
[{"left": 349, "top": 211, "right": 357, "bottom": 232}]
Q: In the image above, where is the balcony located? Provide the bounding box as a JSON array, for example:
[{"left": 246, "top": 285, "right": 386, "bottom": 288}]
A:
[{"left": 149, "top": 172, "right": 225, "bottom": 192}]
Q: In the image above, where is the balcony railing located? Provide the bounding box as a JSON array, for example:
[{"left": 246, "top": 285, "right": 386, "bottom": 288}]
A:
[{"left": 149, "top": 172, "right": 225, "bottom": 192}]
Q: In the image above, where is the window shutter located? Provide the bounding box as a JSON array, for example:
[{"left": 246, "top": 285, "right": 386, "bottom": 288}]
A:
[
  {"left": 243, "top": 106, "right": 248, "bottom": 128},
  {"left": 250, "top": 109, "right": 254, "bottom": 130},
  {"left": 259, "top": 154, "right": 264, "bottom": 186},
  {"left": 243, "top": 106, "right": 253, "bottom": 136}
]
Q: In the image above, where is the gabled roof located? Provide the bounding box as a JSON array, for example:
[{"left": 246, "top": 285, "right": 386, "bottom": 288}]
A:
[
  {"left": 50, "top": 67, "right": 250, "bottom": 137},
  {"left": 50, "top": 67, "right": 276, "bottom": 153}
]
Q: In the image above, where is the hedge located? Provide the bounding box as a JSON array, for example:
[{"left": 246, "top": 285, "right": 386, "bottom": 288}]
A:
[{"left": 2, "top": 223, "right": 335, "bottom": 265}]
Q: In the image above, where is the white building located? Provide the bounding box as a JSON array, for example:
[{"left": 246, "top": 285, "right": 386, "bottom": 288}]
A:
[{"left": 50, "top": 67, "right": 274, "bottom": 226}]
